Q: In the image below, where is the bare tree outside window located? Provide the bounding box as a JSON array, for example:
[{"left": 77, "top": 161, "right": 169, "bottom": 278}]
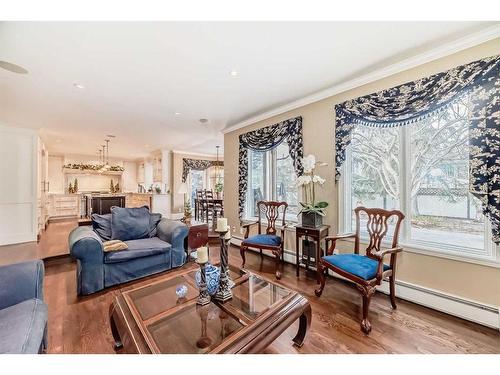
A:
[{"left": 349, "top": 97, "right": 485, "bottom": 250}]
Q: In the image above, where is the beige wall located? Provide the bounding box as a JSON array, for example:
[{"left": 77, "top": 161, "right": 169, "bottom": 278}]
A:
[
  {"left": 224, "top": 39, "right": 500, "bottom": 306},
  {"left": 171, "top": 152, "right": 223, "bottom": 213}
]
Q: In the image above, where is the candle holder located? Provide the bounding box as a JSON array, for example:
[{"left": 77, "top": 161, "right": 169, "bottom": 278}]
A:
[
  {"left": 196, "top": 261, "right": 211, "bottom": 306},
  {"left": 213, "top": 228, "right": 233, "bottom": 302}
]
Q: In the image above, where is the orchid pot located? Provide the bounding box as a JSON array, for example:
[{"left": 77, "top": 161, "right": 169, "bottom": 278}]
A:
[{"left": 297, "top": 154, "right": 328, "bottom": 228}]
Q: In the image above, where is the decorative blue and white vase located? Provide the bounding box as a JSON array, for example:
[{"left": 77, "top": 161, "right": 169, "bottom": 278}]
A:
[
  {"left": 195, "top": 263, "right": 221, "bottom": 296},
  {"left": 175, "top": 284, "right": 188, "bottom": 299}
]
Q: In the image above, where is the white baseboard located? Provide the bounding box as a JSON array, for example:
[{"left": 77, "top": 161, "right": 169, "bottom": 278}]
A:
[{"left": 231, "top": 236, "right": 500, "bottom": 330}]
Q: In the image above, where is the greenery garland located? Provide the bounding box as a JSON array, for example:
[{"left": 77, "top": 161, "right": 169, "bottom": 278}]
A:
[{"left": 63, "top": 163, "right": 124, "bottom": 172}]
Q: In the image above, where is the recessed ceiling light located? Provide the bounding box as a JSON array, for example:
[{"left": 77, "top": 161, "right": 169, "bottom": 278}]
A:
[
  {"left": 73, "top": 83, "right": 85, "bottom": 89},
  {"left": 230, "top": 70, "right": 238, "bottom": 77},
  {"left": 199, "top": 118, "right": 208, "bottom": 124},
  {"left": 174, "top": 112, "right": 181, "bottom": 116},
  {"left": 106, "top": 134, "right": 116, "bottom": 138},
  {"left": 0, "top": 61, "right": 28, "bottom": 74}
]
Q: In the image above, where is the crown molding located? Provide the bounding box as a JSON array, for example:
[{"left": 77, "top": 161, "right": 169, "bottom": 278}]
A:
[
  {"left": 172, "top": 149, "right": 221, "bottom": 158},
  {"left": 222, "top": 24, "right": 500, "bottom": 135}
]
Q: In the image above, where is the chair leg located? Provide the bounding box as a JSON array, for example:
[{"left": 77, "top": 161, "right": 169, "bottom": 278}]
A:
[
  {"left": 389, "top": 275, "right": 397, "bottom": 309},
  {"left": 259, "top": 249, "right": 263, "bottom": 258},
  {"left": 358, "top": 285, "right": 376, "bottom": 334},
  {"left": 274, "top": 251, "right": 281, "bottom": 279},
  {"left": 314, "top": 263, "right": 326, "bottom": 297},
  {"left": 240, "top": 246, "right": 246, "bottom": 268}
]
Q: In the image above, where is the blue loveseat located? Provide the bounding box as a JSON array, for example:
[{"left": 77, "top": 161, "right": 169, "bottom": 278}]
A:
[
  {"left": 69, "top": 206, "right": 188, "bottom": 295},
  {"left": 0, "top": 260, "right": 48, "bottom": 354}
]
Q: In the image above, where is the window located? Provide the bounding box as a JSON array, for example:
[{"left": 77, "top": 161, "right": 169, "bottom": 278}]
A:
[
  {"left": 245, "top": 141, "right": 298, "bottom": 221},
  {"left": 189, "top": 169, "right": 206, "bottom": 203},
  {"left": 342, "top": 97, "right": 496, "bottom": 260}
]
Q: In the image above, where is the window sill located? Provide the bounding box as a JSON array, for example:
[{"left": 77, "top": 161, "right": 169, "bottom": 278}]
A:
[{"left": 339, "top": 237, "right": 500, "bottom": 269}]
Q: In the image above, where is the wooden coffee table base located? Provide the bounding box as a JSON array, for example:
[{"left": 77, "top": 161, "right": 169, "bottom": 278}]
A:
[{"left": 109, "top": 266, "right": 311, "bottom": 354}]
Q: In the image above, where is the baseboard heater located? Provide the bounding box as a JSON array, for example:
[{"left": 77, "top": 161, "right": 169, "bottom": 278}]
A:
[{"left": 230, "top": 236, "right": 500, "bottom": 330}]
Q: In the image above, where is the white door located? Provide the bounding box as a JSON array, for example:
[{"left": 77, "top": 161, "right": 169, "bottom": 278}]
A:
[{"left": 0, "top": 125, "right": 38, "bottom": 245}]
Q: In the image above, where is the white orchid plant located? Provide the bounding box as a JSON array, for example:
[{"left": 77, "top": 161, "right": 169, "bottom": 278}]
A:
[{"left": 297, "top": 154, "right": 328, "bottom": 217}]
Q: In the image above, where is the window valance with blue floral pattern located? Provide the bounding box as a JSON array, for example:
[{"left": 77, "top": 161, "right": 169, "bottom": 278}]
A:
[
  {"left": 238, "top": 116, "right": 304, "bottom": 219},
  {"left": 182, "top": 158, "right": 224, "bottom": 183},
  {"left": 334, "top": 54, "right": 500, "bottom": 243}
]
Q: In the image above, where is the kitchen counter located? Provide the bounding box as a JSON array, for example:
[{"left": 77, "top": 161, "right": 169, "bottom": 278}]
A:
[{"left": 83, "top": 193, "right": 126, "bottom": 197}]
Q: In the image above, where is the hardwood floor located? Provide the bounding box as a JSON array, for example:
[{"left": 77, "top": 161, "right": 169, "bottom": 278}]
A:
[
  {"left": 3, "top": 221, "right": 500, "bottom": 353},
  {"left": 0, "top": 218, "right": 77, "bottom": 266}
]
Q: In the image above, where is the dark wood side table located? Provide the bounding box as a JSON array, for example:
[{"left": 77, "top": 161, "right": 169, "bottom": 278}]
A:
[
  {"left": 295, "top": 224, "right": 330, "bottom": 280},
  {"left": 183, "top": 220, "right": 209, "bottom": 262}
]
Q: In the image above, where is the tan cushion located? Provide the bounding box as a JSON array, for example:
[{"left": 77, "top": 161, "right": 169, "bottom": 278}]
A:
[{"left": 103, "top": 240, "right": 128, "bottom": 252}]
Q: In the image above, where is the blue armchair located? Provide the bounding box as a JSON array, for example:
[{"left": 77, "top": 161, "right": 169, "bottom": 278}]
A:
[
  {"left": 0, "top": 260, "right": 48, "bottom": 354},
  {"left": 69, "top": 210, "right": 189, "bottom": 295}
]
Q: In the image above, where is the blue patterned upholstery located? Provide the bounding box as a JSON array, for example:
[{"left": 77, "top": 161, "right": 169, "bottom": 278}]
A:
[
  {"left": 244, "top": 234, "right": 282, "bottom": 247},
  {"left": 323, "top": 254, "right": 389, "bottom": 280}
]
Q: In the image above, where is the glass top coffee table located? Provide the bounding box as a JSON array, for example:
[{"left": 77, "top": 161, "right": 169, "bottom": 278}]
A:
[{"left": 109, "top": 264, "right": 311, "bottom": 353}]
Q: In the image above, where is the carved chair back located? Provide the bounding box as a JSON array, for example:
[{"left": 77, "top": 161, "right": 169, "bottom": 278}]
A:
[
  {"left": 256, "top": 201, "right": 288, "bottom": 236},
  {"left": 196, "top": 189, "right": 204, "bottom": 200},
  {"left": 354, "top": 206, "right": 405, "bottom": 259}
]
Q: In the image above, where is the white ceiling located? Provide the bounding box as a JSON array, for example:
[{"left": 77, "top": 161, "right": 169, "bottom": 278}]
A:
[{"left": 0, "top": 21, "right": 496, "bottom": 160}]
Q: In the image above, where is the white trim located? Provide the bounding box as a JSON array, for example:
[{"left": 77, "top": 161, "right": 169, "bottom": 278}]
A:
[
  {"left": 399, "top": 242, "right": 500, "bottom": 269},
  {"left": 230, "top": 236, "right": 500, "bottom": 330},
  {"left": 172, "top": 150, "right": 219, "bottom": 158},
  {"left": 377, "top": 279, "right": 500, "bottom": 330},
  {"left": 222, "top": 24, "right": 500, "bottom": 135}
]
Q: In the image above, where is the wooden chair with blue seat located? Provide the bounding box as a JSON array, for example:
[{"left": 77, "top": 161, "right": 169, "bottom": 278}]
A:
[
  {"left": 314, "top": 206, "right": 405, "bottom": 334},
  {"left": 240, "top": 201, "right": 288, "bottom": 279}
]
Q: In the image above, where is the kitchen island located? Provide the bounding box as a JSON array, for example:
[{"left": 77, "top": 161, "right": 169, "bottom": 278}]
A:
[{"left": 89, "top": 194, "right": 126, "bottom": 215}]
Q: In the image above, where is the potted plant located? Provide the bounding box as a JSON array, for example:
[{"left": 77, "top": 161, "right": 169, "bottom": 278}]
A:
[
  {"left": 297, "top": 154, "right": 328, "bottom": 227},
  {"left": 214, "top": 179, "right": 223, "bottom": 199},
  {"left": 183, "top": 199, "right": 193, "bottom": 224}
]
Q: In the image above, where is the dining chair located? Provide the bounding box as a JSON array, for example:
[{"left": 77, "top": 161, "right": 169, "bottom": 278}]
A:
[
  {"left": 314, "top": 206, "right": 405, "bottom": 334},
  {"left": 195, "top": 189, "right": 204, "bottom": 221},
  {"left": 240, "top": 201, "right": 288, "bottom": 279}
]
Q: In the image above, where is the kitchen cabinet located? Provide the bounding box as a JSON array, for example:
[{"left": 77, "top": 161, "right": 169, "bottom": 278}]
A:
[
  {"left": 137, "top": 162, "right": 145, "bottom": 184},
  {"left": 49, "top": 194, "right": 80, "bottom": 218},
  {"left": 153, "top": 155, "right": 162, "bottom": 182},
  {"left": 37, "top": 140, "right": 50, "bottom": 233},
  {"left": 151, "top": 194, "right": 170, "bottom": 218}
]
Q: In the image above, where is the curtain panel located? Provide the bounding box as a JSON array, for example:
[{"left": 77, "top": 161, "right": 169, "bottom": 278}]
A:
[
  {"left": 334, "top": 54, "right": 499, "bottom": 243},
  {"left": 238, "top": 116, "right": 304, "bottom": 219},
  {"left": 182, "top": 158, "right": 224, "bottom": 183}
]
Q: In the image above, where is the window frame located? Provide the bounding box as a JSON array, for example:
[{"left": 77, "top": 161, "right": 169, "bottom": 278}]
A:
[
  {"left": 339, "top": 124, "right": 500, "bottom": 265},
  {"left": 245, "top": 146, "right": 299, "bottom": 223}
]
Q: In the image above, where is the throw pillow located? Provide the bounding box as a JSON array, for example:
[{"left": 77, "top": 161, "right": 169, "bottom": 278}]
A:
[
  {"left": 149, "top": 213, "right": 162, "bottom": 237},
  {"left": 91, "top": 213, "right": 112, "bottom": 241},
  {"left": 110, "top": 206, "right": 151, "bottom": 241},
  {"left": 103, "top": 240, "right": 128, "bottom": 252}
]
